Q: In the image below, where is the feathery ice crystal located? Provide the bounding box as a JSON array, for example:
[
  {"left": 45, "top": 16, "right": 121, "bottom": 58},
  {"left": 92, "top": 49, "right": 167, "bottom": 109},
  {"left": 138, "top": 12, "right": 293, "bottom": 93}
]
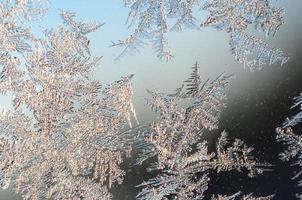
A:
[
  {"left": 211, "top": 192, "right": 273, "bottom": 200},
  {"left": 0, "top": 5, "right": 138, "bottom": 199},
  {"left": 113, "top": 0, "right": 289, "bottom": 70},
  {"left": 276, "top": 92, "right": 302, "bottom": 199},
  {"left": 136, "top": 63, "right": 268, "bottom": 199}
]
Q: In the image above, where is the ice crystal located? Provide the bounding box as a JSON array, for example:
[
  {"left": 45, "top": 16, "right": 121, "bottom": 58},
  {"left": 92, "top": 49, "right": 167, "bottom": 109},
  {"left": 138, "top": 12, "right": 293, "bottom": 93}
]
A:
[
  {"left": 137, "top": 62, "right": 231, "bottom": 165},
  {"left": 114, "top": 0, "right": 288, "bottom": 69},
  {"left": 229, "top": 32, "right": 289, "bottom": 70},
  {"left": 0, "top": 10, "right": 138, "bottom": 200},
  {"left": 136, "top": 63, "right": 266, "bottom": 199},
  {"left": 282, "top": 93, "right": 302, "bottom": 128},
  {"left": 212, "top": 192, "right": 273, "bottom": 200},
  {"left": 276, "top": 92, "right": 302, "bottom": 198},
  {"left": 136, "top": 130, "right": 265, "bottom": 199},
  {"left": 0, "top": 0, "right": 49, "bottom": 65}
]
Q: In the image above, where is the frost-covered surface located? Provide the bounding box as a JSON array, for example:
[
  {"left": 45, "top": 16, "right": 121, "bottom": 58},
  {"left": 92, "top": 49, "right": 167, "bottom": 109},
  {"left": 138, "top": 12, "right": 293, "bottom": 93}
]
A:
[
  {"left": 0, "top": 6, "right": 139, "bottom": 200},
  {"left": 113, "top": 0, "right": 289, "bottom": 70},
  {"left": 276, "top": 92, "right": 302, "bottom": 199},
  {"left": 135, "top": 63, "right": 268, "bottom": 199},
  {"left": 0, "top": 0, "right": 297, "bottom": 199}
]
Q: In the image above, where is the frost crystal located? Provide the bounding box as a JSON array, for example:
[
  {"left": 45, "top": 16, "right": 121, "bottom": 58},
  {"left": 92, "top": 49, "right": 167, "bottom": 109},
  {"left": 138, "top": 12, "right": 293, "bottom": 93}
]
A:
[
  {"left": 0, "top": 10, "right": 138, "bottom": 200},
  {"left": 212, "top": 192, "right": 273, "bottom": 200},
  {"left": 282, "top": 93, "right": 302, "bottom": 128},
  {"left": 115, "top": 0, "right": 288, "bottom": 69},
  {"left": 276, "top": 92, "right": 302, "bottom": 198},
  {"left": 0, "top": 0, "right": 49, "bottom": 65},
  {"left": 229, "top": 32, "right": 289, "bottom": 70},
  {"left": 136, "top": 63, "right": 267, "bottom": 199}
]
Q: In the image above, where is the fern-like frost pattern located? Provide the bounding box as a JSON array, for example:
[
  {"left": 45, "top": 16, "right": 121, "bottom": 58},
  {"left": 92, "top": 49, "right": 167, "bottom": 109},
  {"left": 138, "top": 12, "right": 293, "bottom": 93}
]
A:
[
  {"left": 276, "top": 92, "right": 302, "bottom": 199},
  {"left": 136, "top": 63, "right": 269, "bottom": 199},
  {"left": 115, "top": 0, "right": 288, "bottom": 70},
  {"left": 0, "top": 6, "right": 138, "bottom": 200}
]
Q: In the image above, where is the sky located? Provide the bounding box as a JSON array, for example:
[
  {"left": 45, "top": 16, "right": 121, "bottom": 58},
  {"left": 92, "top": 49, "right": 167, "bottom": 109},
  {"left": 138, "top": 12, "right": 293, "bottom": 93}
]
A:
[{"left": 1, "top": 0, "right": 302, "bottom": 199}]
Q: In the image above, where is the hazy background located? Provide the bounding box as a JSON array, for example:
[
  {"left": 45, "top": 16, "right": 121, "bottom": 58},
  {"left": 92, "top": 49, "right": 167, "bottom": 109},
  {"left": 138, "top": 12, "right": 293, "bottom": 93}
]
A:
[{"left": 0, "top": 0, "right": 302, "bottom": 199}]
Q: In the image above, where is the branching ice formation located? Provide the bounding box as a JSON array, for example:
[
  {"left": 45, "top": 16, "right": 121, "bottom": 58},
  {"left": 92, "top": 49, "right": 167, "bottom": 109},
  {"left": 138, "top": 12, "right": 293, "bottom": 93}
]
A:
[
  {"left": 114, "top": 0, "right": 289, "bottom": 70},
  {"left": 276, "top": 92, "right": 302, "bottom": 199},
  {"left": 212, "top": 192, "right": 273, "bottom": 200},
  {"left": 0, "top": 1, "right": 293, "bottom": 199},
  {"left": 136, "top": 63, "right": 268, "bottom": 199},
  {"left": 0, "top": 4, "right": 139, "bottom": 199},
  {"left": 0, "top": 0, "right": 49, "bottom": 64}
]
